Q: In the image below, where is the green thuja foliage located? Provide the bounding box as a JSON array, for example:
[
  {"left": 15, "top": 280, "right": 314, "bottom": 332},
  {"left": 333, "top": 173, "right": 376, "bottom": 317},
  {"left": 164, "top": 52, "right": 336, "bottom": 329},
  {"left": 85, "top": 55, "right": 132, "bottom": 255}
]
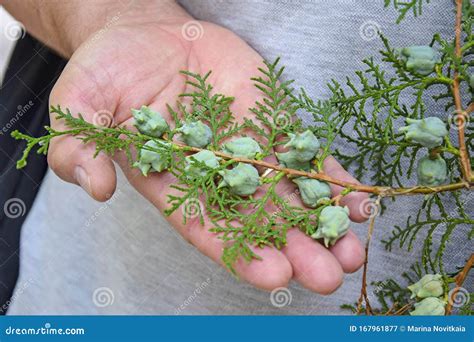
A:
[
  {"left": 384, "top": 0, "right": 431, "bottom": 24},
  {"left": 11, "top": 1, "right": 473, "bottom": 315}
]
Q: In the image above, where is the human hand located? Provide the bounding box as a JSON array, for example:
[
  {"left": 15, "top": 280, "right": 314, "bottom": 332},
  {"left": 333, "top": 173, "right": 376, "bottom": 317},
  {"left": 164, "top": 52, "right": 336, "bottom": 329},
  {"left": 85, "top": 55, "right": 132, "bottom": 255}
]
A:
[{"left": 23, "top": 0, "right": 368, "bottom": 293}]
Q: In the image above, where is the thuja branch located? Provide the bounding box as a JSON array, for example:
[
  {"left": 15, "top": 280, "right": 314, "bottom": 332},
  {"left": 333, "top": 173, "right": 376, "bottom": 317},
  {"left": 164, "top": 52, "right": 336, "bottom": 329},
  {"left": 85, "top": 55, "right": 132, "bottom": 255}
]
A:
[
  {"left": 12, "top": 110, "right": 472, "bottom": 197},
  {"left": 338, "top": 0, "right": 472, "bottom": 316},
  {"left": 453, "top": 0, "right": 472, "bottom": 181},
  {"left": 445, "top": 253, "right": 474, "bottom": 315},
  {"left": 10, "top": 4, "right": 473, "bottom": 315},
  {"left": 356, "top": 196, "right": 382, "bottom": 315},
  {"left": 384, "top": 0, "right": 431, "bottom": 24}
]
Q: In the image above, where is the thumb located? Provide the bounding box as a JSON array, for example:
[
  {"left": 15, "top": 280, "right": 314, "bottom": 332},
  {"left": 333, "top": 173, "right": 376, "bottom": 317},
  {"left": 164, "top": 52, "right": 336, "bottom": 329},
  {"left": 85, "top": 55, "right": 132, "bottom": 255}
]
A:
[{"left": 48, "top": 81, "right": 117, "bottom": 202}]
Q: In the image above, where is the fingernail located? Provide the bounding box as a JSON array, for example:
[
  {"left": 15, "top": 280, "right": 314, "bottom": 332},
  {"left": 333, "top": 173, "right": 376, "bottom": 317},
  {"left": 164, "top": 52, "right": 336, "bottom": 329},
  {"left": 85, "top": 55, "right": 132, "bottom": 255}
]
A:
[{"left": 75, "top": 166, "right": 92, "bottom": 197}]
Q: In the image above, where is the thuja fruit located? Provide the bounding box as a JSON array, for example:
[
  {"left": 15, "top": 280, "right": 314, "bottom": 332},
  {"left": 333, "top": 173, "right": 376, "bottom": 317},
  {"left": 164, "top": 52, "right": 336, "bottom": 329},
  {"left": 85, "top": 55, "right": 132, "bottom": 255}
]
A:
[
  {"left": 398, "top": 117, "right": 450, "bottom": 186},
  {"left": 410, "top": 297, "right": 446, "bottom": 316},
  {"left": 283, "top": 130, "right": 320, "bottom": 162},
  {"left": 134, "top": 140, "right": 171, "bottom": 176},
  {"left": 177, "top": 120, "right": 212, "bottom": 148},
  {"left": 222, "top": 137, "right": 262, "bottom": 159},
  {"left": 406, "top": 273, "right": 447, "bottom": 316},
  {"left": 292, "top": 177, "right": 331, "bottom": 208},
  {"left": 399, "top": 117, "right": 448, "bottom": 149},
  {"left": 185, "top": 150, "right": 221, "bottom": 179},
  {"left": 399, "top": 45, "right": 438, "bottom": 76},
  {"left": 416, "top": 156, "right": 448, "bottom": 186},
  {"left": 408, "top": 274, "right": 444, "bottom": 299},
  {"left": 132, "top": 105, "right": 169, "bottom": 138},
  {"left": 275, "top": 150, "right": 311, "bottom": 171},
  {"left": 312, "top": 206, "right": 351, "bottom": 247},
  {"left": 10, "top": 0, "right": 473, "bottom": 316},
  {"left": 218, "top": 163, "right": 261, "bottom": 196}
]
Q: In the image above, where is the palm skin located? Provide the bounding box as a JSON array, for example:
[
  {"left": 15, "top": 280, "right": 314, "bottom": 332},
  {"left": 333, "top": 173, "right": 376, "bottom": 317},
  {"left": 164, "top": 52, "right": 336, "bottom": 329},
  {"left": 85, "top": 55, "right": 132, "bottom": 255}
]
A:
[{"left": 48, "top": 15, "right": 368, "bottom": 293}]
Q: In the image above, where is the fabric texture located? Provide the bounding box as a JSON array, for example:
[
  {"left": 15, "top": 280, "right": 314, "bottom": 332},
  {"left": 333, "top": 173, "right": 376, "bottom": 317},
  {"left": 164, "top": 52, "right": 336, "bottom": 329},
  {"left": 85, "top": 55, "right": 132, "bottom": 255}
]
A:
[
  {"left": 0, "top": 33, "right": 65, "bottom": 313},
  {"left": 7, "top": 0, "right": 473, "bottom": 314}
]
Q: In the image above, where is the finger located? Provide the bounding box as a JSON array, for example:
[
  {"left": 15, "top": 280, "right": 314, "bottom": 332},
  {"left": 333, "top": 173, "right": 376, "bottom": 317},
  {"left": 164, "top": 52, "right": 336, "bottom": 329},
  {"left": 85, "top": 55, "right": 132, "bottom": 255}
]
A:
[
  {"left": 323, "top": 156, "right": 369, "bottom": 223},
  {"left": 273, "top": 175, "right": 364, "bottom": 280},
  {"left": 233, "top": 245, "right": 293, "bottom": 290},
  {"left": 274, "top": 177, "right": 365, "bottom": 276},
  {"left": 128, "top": 89, "right": 295, "bottom": 290},
  {"left": 48, "top": 79, "right": 117, "bottom": 202},
  {"left": 47, "top": 137, "right": 116, "bottom": 201},
  {"left": 273, "top": 144, "right": 369, "bottom": 222},
  {"left": 47, "top": 38, "right": 187, "bottom": 201},
  {"left": 114, "top": 151, "right": 293, "bottom": 291},
  {"left": 282, "top": 229, "right": 343, "bottom": 294},
  {"left": 328, "top": 230, "right": 365, "bottom": 273},
  {"left": 113, "top": 89, "right": 292, "bottom": 289}
]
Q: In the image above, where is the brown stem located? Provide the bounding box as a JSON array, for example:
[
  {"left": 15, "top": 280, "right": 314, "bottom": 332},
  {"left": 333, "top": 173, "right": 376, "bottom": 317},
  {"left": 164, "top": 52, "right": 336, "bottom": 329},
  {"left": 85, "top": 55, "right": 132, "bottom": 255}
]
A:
[
  {"left": 446, "top": 253, "right": 474, "bottom": 314},
  {"left": 467, "top": 102, "right": 474, "bottom": 114},
  {"left": 356, "top": 196, "right": 381, "bottom": 315},
  {"left": 384, "top": 303, "right": 397, "bottom": 315},
  {"left": 453, "top": 0, "right": 472, "bottom": 180},
  {"left": 392, "top": 302, "right": 414, "bottom": 316},
  {"left": 331, "top": 194, "right": 343, "bottom": 206},
  {"left": 173, "top": 141, "right": 473, "bottom": 196}
]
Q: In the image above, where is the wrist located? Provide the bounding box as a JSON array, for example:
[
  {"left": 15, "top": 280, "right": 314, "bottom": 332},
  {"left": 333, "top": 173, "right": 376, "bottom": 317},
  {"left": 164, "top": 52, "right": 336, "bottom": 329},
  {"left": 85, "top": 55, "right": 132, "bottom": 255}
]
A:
[{"left": 3, "top": 0, "right": 191, "bottom": 58}]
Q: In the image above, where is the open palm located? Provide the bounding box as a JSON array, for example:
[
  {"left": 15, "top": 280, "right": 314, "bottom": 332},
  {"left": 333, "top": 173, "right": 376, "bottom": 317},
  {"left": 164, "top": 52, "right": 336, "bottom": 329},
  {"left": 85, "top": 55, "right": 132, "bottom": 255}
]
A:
[{"left": 48, "top": 15, "right": 368, "bottom": 293}]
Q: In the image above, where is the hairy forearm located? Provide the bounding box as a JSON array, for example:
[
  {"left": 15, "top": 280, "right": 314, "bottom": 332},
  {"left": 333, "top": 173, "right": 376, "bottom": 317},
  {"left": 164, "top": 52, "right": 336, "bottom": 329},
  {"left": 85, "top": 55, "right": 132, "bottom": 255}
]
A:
[{"left": 2, "top": 0, "right": 190, "bottom": 57}]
